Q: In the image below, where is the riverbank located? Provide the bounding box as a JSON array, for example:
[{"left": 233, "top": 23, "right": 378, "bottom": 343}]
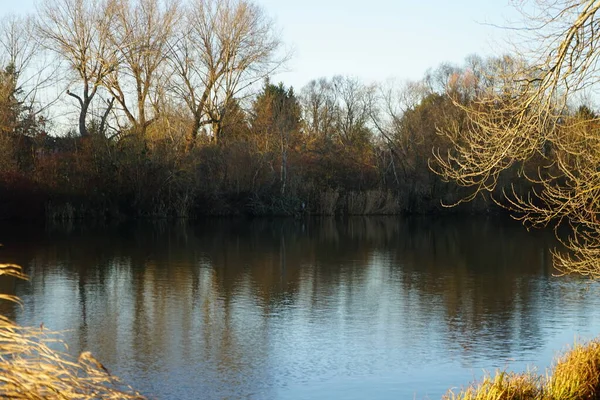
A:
[{"left": 4, "top": 182, "right": 508, "bottom": 222}]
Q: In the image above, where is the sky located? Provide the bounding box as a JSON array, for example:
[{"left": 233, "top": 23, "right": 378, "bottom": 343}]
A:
[
  {"left": 1, "top": 0, "right": 520, "bottom": 90},
  {"left": 259, "top": 0, "right": 520, "bottom": 88}
]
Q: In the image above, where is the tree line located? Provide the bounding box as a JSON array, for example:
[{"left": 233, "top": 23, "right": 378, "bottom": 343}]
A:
[{"left": 0, "top": 0, "right": 556, "bottom": 220}]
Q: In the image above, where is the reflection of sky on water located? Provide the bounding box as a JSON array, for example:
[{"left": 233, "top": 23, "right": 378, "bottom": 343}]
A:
[{"left": 1, "top": 217, "right": 600, "bottom": 399}]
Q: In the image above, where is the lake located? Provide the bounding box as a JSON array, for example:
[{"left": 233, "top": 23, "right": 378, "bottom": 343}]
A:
[{"left": 0, "top": 216, "right": 599, "bottom": 399}]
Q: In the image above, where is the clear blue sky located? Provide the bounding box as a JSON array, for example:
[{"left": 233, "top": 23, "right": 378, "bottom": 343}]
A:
[
  {"left": 260, "top": 0, "right": 519, "bottom": 88},
  {"left": 2, "top": 0, "right": 518, "bottom": 90}
]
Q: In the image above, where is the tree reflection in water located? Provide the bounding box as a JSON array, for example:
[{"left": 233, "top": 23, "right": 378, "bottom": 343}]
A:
[{"left": 0, "top": 217, "right": 596, "bottom": 400}]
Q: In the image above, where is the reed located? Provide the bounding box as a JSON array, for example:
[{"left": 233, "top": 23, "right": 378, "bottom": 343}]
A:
[
  {"left": 318, "top": 189, "right": 339, "bottom": 215},
  {"left": 346, "top": 190, "right": 399, "bottom": 215},
  {"left": 445, "top": 339, "right": 600, "bottom": 400},
  {"left": 444, "top": 371, "right": 540, "bottom": 400},
  {"left": 0, "top": 263, "right": 145, "bottom": 399},
  {"left": 544, "top": 340, "right": 600, "bottom": 399}
]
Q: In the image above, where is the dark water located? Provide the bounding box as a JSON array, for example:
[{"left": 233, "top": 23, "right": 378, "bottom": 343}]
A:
[{"left": 0, "top": 216, "right": 599, "bottom": 400}]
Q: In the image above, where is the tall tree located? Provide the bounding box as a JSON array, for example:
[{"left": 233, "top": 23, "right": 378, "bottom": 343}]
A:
[
  {"left": 331, "top": 76, "right": 374, "bottom": 148},
  {"left": 0, "top": 65, "right": 21, "bottom": 136},
  {"left": 252, "top": 81, "right": 300, "bottom": 195},
  {"left": 104, "top": 0, "right": 181, "bottom": 137},
  {"left": 169, "top": 0, "right": 285, "bottom": 148},
  {"left": 37, "top": 0, "right": 116, "bottom": 137},
  {"left": 0, "top": 14, "right": 58, "bottom": 126},
  {"left": 300, "top": 76, "right": 374, "bottom": 147},
  {"left": 0, "top": 15, "right": 40, "bottom": 89}
]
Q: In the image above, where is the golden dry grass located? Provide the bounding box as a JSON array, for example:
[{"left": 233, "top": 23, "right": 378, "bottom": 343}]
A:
[
  {"left": 444, "top": 371, "right": 541, "bottom": 400},
  {"left": 544, "top": 340, "right": 600, "bottom": 399},
  {"left": 0, "top": 263, "right": 146, "bottom": 399},
  {"left": 445, "top": 339, "right": 600, "bottom": 400}
]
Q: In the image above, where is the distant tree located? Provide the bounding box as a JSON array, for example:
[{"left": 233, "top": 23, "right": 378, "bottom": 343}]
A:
[
  {"left": 219, "top": 99, "right": 251, "bottom": 143},
  {"left": 300, "top": 76, "right": 374, "bottom": 147},
  {"left": 370, "top": 79, "right": 429, "bottom": 187},
  {"left": 0, "top": 62, "right": 50, "bottom": 173},
  {"left": 251, "top": 81, "right": 300, "bottom": 195},
  {"left": 330, "top": 76, "right": 374, "bottom": 148},
  {"left": 0, "top": 65, "right": 20, "bottom": 136},
  {"left": 575, "top": 104, "right": 597, "bottom": 121},
  {"left": 0, "top": 15, "right": 40, "bottom": 93},
  {"left": 300, "top": 78, "right": 337, "bottom": 139},
  {"left": 372, "top": 81, "right": 466, "bottom": 209}
]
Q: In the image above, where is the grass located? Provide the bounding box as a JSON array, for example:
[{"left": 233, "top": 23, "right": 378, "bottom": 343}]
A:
[
  {"left": 444, "top": 340, "right": 600, "bottom": 400},
  {"left": 545, "top": 340, "right": 600, "bottom": 399},
  {"left": 0, "top": 263, "right": 146, "bottom": 399},
  {"left": 444, "top": 371, "right": 540, "bottom": 400}
]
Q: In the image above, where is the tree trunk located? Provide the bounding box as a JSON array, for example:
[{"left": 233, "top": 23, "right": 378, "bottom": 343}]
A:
[
  {"left": 79, "top": 102, "right": 89, "bottom": 137},
  {"left": 186, "top": 116, "right": 202, "bottom": 151},
  {"left": 280, "top": 129, "right": 287, "bottom": 196}
]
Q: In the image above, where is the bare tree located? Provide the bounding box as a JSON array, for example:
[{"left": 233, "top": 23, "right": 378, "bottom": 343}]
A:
[
  {"left": 36, "top": 0, "right": 116, "bottom": 137},
  {"left": 169, "top": 0, "right": 285, "bottom": 148},
  {"left": 104, "top": 0, "right": 181, "bottom": 137},
  {"left": 300, "top": 78, "right": 337, "bottom": 138},
  {"left": 0, "top": 15, "right": 39, "bottom": 83},
  {"left": 432, "top": 0, "right": 600, "bottom": 277},
  {"left": 331, "top": 76, "right": 374, "bottom": 147},
  {"left": 300, "top": 76, "right": 374, "bottom": 146},
  {"left": 369, "top": 80, "right": 430, "bottom": 185},
  {"left": 0, "top": 14, "right": 62, "bottom": 120}
]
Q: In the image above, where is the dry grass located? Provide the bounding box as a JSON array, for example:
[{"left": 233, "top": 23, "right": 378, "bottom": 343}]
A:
[
  {"left": 0, "top": 263, "right": 146, "bottom": 399},
  {"left": 346, "top": 190, "right": 399, "bottom": 215},
  {"left": 317, "top": 190, "right": 339, "bottom": 215},
  {"left": 544, "top": 340, "right": 600, "bottom": 399},
  {"left": 445, "top": 339, "right": 600, "bottom": 400},
  {"left": 444, "top": 371, "right": 540, "bottom": 400}
]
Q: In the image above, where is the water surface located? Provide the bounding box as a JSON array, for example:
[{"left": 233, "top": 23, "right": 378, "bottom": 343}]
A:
[{"left": 0, "top": 217, "right": 598, "bottom": 399}]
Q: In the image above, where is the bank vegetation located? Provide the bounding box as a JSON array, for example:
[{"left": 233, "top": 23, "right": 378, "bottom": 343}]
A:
[
  {"left": 0, "top": 0, "right": 559, "bottom": 221},
  {"left": 445, "top": 339, "right": 600, "bottom": 400}
]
